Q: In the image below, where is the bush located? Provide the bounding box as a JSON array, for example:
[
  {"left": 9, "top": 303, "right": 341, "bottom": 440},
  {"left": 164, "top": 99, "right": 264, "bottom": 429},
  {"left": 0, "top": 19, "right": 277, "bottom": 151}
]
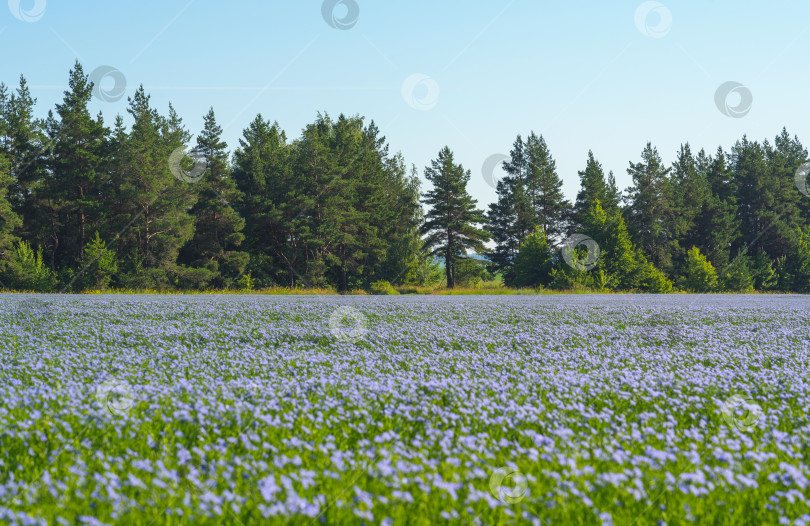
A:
[
  {"left": 679, "top": 246, "right": 718, "bottom": 292},
  {"left": 720, "top": 251, "right": 754, "bottom": 292},
  {"left": 751, "top": 250, "right": 776, "bottom": 291},
  {"left": 506, "top": 227, "right": 553, "bottom": 288},
  {"left": 637, "top": 261, "right": 673, "bottom": 293},
  {"left": 2, "top": 241, "right": 56, "bottom": 292},
  {"left": 369, "top": 280, "right": 399, "bottom": 295},
  {"left": 75, "top": 232, "right": 118, "bottom": 291},
  {"left": 236, "top": 272, "right": 255, "bottom": 291},
  {"left": 454, "top": 258, "right": 491, "bottom": 288}
]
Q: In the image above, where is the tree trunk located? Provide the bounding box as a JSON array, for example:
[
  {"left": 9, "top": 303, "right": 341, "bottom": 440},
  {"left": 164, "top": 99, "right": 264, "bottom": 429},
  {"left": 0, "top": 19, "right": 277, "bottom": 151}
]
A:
[
  {"left": 339, "top": 267, "right": 348, "bottom": 293},
  {"left": 445, "top": 253, "right": 454, "bottom": 289}
]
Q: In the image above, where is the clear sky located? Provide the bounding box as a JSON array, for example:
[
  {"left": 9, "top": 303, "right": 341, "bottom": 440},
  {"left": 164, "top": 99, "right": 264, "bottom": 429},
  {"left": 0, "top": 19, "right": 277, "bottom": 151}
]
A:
[{"left": 3, "top": 0, "right": 809, "bottom": 209}]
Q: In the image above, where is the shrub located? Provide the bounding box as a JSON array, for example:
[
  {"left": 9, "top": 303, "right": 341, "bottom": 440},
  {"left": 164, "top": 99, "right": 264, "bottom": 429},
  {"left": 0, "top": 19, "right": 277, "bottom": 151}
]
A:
[
  {"left": 454, "top": 258, "right": 491, "bottom": 288},
  {"left": 75, "top": 232, "right": 118, "bottom": 291},
  {"left": 2, "top": 241, "right": 56, "bottom": 292},
  {"left": 679, "top": 246, "right": 718, "bottom": 292},
  {"left": 720, "top": 251, "right": 754, "bottom": 292},
  {"left": 370, "top": 280, "right": 399, "bottom": 295},
  {"left": 506, "top": 227, "right": 553, "bottom": 288},
  {"left": 236, "top": 272, "right": 255, "bottom": 291}
]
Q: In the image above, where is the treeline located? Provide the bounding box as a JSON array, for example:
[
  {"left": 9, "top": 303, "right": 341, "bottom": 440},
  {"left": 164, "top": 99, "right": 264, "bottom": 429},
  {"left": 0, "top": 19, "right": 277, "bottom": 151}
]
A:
[
  {"left": 0, "top": 62, "right": 434, "bottom": 292},
  {"left": 484, "top": 132, "right": 810, "bottom": 293},
  {"left": 0, "top": 62, "right": 808, "bottom": 293}
]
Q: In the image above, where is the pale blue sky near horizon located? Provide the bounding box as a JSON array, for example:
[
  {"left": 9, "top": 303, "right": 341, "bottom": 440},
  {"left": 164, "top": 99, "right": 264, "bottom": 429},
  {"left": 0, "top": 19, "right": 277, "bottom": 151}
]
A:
[{"left": 2, "top": 0, "right": 809, "bottom": 209}]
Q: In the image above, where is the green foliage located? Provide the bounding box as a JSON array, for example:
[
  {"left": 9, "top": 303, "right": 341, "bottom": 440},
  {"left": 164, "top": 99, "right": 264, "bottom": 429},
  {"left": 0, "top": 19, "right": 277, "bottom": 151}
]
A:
[
  {"left": 421, "top": 147, "right": 490, "bottom": 288},
  {"left": 579, "top": 199, "right": 674, "bottom": 292},
  {"left": 178, "top": 108, "right": 247, "bottom": 288},
  {"left": 574, "top": 150, "right": 619, "bottom": 227},
  {"left": 3, "top": 241, "right": 56, "bottom": 291},
  {"left": 679, "top": 246, "right": 719, "bottom": 292},
  {"left": 506, "top": 226, "right": 553, "bottom": 288},
  {"left": 369, "top": 280, "right": 399, "bottom": 295},
  {"left": 776, "top": 227, "right": 810, "bottom": 292},
  {"left": 635, "top": 258, "right": 673, "bottom": 293},
  {"left": 487, "top": 133, "right": 570, "bottom": 278},
  {"left": 0, "top": 151, "right": 20, "bottom": 265},
  {"left": 625, "top": 143, "right": 672, "bottom": 270},
  {"left": 75, "top": 231, "right": 118, "bottom": 290},
  {"left": 236, "top": 272, "right": 254, "bottom": 291},
  {"left": 750, "top": 250, "right": 776, "bottom": 291},
  {"left": 453, "top": 258, "right": 491, "bottom": 288},
  {"left": 2, "top": 63, "right": 810, "bottom": 294},
  {"left": 720, "top": 251, "right": 754, "bottom": 292},
  {"left": 401, "top": 254, "right": 443, "bottom": 287}
]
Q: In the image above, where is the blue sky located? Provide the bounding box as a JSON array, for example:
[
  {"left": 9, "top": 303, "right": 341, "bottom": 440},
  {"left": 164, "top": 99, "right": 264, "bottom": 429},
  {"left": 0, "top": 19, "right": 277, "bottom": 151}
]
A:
[{"left": 3, "top": 0, "right": 809, "bottom": 208}]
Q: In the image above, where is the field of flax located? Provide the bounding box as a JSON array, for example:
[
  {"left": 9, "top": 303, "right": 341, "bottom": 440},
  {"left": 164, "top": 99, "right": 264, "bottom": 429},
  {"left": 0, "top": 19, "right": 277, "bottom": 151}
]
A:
[{"left": 1, "top": 294, "right": 809, "bottom": 525}]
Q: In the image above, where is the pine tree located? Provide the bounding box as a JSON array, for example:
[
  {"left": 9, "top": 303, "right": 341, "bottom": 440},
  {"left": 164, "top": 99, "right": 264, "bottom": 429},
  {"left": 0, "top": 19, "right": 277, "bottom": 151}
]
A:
[
  {"left": 776, "top": 228, "right": 810, "bottom": 292},
  {"left": 507, "top": 226, "right": 553, "bottom": 288},
  {"left": 731, "top": 137, "right": 777, "bottom": 259},
  {"left": 2, "top": 76, "right": 46, "bottom": 249},
  {"left": 581, "top": 199, "right": 639, "bottom": 290},
  {"left": 574, "top": 150, "right": 616, "bottom": 227},
  {"left": 487, "top": 135, "right": 530, "bottom": 273},
  {"left": 231, "top": 114, "right": 296, "bottom": 287},
  {"left": 625, "top": 143, "right": 672, "bottom": 270},
  {"left": 44, "top": 61, "right": 108, "bottom": 269},
  {"left": 112, "top": 86, "right": 196, "bottom": 288},
  {"left": 524, "top": 133, "right": 569, "bottom": 240},
  {"left": 763, "top": 129, "right": 807, "bottom": 256},
  {"left": 0, "top": 152, "right": 21, "bottom": 267},
  {"left": 668, "top": 144, "right": 711, "bottom": 269},
  {"left": 421, "top": 147, "right": 490, "bottom": 289},
  {"left": 179, "top": 108, "right": 247, "bottom": 288}
]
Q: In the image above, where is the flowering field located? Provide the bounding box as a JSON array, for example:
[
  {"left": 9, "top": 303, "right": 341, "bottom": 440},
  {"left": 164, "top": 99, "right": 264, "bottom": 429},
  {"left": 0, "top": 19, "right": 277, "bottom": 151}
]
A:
[{"left": 1, "top": 294, "right": 809, "bottom": 525}]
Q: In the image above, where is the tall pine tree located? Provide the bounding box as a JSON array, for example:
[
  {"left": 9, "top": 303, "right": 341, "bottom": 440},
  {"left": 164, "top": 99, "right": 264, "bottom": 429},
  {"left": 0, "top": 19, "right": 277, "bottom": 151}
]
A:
[
  {"left": 179, "top": 108, "right": 247, "bottom": 288},
  {"left": 422, "top": 147, "right": 490, "bottom": 289}
]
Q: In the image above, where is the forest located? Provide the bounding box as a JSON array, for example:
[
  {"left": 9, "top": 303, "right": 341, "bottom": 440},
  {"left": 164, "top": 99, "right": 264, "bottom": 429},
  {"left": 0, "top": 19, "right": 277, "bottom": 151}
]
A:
[{"left": 1, "top": 62, "right": 809, "bottom": 293}]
